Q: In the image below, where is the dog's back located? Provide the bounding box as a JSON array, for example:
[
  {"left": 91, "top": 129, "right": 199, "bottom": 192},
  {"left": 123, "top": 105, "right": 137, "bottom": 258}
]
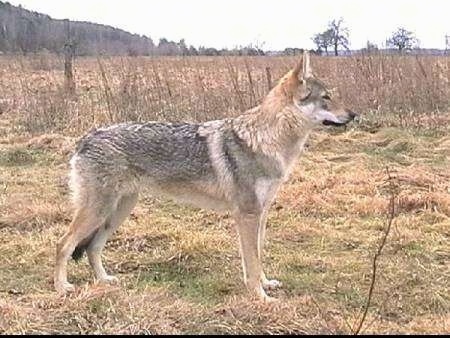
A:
[{"left": 71, "top": 122, "right": 215, "bottom": 196}]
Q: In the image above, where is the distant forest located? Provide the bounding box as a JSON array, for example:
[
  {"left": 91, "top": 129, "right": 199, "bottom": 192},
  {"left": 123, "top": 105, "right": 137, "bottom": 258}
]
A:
[
  {"left": 3, "top": 1, "right": 444, "bottom": 57},
  {"left": 0, "top": 1, "right": 272, "bottom": 56}
]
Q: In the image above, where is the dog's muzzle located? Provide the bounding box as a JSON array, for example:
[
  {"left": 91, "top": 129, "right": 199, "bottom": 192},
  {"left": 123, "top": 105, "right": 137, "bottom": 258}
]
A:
[{"left": 323, "top": 110, "right": 358, "bottom": 126}]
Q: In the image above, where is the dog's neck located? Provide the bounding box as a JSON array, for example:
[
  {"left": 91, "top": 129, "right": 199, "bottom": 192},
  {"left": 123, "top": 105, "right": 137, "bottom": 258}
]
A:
[
  {"left": 229, "top": 73, "right": 315, "bottom": 176},
  {"left": 231, "top": 102, "right": 313, "bottom": 175}
]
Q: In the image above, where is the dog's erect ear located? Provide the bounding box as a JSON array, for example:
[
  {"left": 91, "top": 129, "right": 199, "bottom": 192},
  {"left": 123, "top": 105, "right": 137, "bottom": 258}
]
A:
[
  {"left": 302, "top": 51, "right": 313, "bottom": 78},
  {"left": 292, "top": 51, "right": 312, "bottom": 80},
  {"left": 292, "top": 54, "right": 303, "bottom": 79}
]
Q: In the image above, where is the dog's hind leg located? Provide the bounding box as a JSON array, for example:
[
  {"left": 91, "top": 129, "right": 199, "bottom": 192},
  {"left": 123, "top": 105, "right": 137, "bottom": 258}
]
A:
[
  {"left": 86, "top": 193, "right": 138, "bottom": 284},
  {"left": 54, "top": 190, "right": 119, "bottom": 294},
  {"left": 54, "top": 206, "right": 108, "bottom": 294}
]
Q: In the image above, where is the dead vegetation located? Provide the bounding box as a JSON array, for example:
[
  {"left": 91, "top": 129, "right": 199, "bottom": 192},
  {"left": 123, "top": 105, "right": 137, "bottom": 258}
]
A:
[
  {"left": 0, "top": 55, "right": 449, "bottom": 334},
  {"left": 1, "top": 54, "right": 449, "bottom": 134}
]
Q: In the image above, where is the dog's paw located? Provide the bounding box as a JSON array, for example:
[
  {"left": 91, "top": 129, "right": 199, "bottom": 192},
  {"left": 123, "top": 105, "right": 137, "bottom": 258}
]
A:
[
  {"left": 254, "top": 285, "right": 279, "bottom": 304},
  {"left": 262, "top": 294, "right": 279, "bottom": 304},
  {"left": 98, "top": 275, "right": 119, "bottom": 285},
  {"left": 55, "top": 281, "right": 75, "bottom": 294},
  {"left": 262, "top": 279, "right": 282, "bottom": 290}
]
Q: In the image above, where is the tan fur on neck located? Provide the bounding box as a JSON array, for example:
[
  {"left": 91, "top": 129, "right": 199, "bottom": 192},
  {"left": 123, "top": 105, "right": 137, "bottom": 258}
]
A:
[{"left": 231, "top": 69, "right": 310, "bottom": 157}]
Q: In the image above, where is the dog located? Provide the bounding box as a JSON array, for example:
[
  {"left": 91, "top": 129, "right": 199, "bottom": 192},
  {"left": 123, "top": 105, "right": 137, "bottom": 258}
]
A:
[{"left": 54, "top": 51, "right": 356, "bottom": 302}]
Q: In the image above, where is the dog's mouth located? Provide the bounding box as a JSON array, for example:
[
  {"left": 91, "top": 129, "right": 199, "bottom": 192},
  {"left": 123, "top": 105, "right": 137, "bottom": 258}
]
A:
[
  {"left": 322, "top": 119, "right": 347, "bottom": 126},
  {"left": 322, "top": 110, "right": 357, "bottom": 127}
]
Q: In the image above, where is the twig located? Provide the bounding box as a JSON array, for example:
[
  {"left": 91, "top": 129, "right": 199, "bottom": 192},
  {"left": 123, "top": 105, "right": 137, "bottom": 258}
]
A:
[
  {"left": 97, "top": 57, "right": 116, "bottom": 122},
  {"left": 310, "top": 296, "right": 335, "bottom": 334},
  {"left": 353, "top": 167, "right": 398, "bottom": 335},
  {"left": 244, "top": 59, "right": 256, "bottom": 106},
  {"left": 223, "top": 56, "right": 246, "bottom": 112},
  {"left": 265, "top": 66, "right": 272, "bottom": 91}
]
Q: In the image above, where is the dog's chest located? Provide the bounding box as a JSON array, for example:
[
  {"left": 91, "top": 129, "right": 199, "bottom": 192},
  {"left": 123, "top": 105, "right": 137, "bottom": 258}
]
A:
[
  {"left": 255, "top": 177, "right": 282, "bottom": 208},
  {"left": 278, "top": 133, "right": 310, "bottom": 182}
]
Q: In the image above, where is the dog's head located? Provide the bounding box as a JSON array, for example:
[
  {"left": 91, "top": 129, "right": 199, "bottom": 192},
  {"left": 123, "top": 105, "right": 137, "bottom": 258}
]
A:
[{"left": 264, "top": 51, "right": 357, "bottom": 127}]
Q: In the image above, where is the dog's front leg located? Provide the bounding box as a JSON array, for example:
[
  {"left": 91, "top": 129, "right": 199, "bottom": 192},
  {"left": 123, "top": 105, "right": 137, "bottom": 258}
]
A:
[
  {"left": 258, "top": 209, "right": 282, "bottom": 291},
  {"left": 235, "top": 211, "right": 276, "bottom": 303}
]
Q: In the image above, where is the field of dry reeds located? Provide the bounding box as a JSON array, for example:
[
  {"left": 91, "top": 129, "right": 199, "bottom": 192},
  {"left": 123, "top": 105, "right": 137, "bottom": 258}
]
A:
[{"left": 0, "top": 54, "right": 449, "bottom": 334}]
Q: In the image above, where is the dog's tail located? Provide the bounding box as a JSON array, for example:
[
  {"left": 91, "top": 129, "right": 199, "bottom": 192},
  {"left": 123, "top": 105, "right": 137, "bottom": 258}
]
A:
[{"left": 71, "top": 229, "right": 99, "bottom": 261}]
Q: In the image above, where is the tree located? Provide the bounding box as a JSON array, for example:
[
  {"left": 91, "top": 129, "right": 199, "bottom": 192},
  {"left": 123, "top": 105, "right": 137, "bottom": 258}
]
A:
[
  {"left": 63, "top": 20, "right": 76, "bottom": 94},
  {"left": 312, "top": 18, "right": 349, "bottom": 56},
  {"left": 312, "top": 29, "right": 333, "bottom": 55},
  {"left": 328, "top": 18, "right": 349, "bottom": 56},
  {"left": 240, "top": 43, "right": 265, "bottom": 56},
  {"left": 386, "top": 27, "right": 418, "bottom": 52},
  {"left": 366, "top": 41, "right": 378, "bottom": 51},
  {"left": 188, "top": 45, "right": 198, "bottom": 56},
  {"left": 157, "top": 38, "right": 180, "bottom": 55},
  {"left": 361, "top": 40, "right": 378, "bottom": 54},
  {"left": 177, "top": 38, "right": 189, "bottom": 56},
  {"left": 283, "top": 47, "right": 304, "bottom": 56},
  {"left": 198, "top": 46, "right": 219, "bottom": 56}
]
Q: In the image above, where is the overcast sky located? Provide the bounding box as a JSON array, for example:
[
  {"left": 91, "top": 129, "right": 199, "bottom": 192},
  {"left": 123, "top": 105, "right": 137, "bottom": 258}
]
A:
[{"left": 7, "top": 0, "right": 450, "bottom": 50}]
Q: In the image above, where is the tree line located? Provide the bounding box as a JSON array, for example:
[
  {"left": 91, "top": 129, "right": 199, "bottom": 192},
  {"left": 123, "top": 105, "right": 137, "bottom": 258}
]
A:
[
  {"left": 0, "top": 1, "right": 425, "bottom": 57},
  {"left": 0, "top": 1, "right": 153, "bottom": 56},
  {"left": 0, "top": 1, "right": 267, "bottom": 56}
]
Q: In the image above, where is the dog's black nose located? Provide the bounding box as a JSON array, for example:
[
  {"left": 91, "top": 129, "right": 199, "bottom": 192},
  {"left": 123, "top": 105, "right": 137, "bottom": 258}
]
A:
[{"left": 346, "top": 110, "right": 359, "bottom": 121}]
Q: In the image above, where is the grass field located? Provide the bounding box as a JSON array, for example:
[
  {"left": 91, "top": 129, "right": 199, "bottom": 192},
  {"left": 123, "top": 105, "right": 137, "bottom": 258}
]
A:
[{"left": 0, "top": 55, "right": 449, "bottom": 334}]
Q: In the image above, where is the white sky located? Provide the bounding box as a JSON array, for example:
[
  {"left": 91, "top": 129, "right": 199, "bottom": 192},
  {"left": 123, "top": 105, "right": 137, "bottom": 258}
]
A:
[{"left": 7, "top": 0, "right": 450, "bottom": 50}]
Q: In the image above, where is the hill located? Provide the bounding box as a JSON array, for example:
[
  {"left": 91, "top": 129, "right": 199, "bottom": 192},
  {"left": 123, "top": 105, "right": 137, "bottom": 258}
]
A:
[{"left": 0, "top": 1, "right": 155, "bottom": 55}]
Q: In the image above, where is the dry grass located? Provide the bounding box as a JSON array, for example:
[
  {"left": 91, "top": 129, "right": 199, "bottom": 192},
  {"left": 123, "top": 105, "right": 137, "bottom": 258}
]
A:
[
  {"left": 1, "top": 54, "right": 449, "bottom": 134},
  {"left": 0, "top": 55, "right": 449, "bottom": 334},
  {"left": 1, "top": 119, "right": 449, "bottom": 334}
]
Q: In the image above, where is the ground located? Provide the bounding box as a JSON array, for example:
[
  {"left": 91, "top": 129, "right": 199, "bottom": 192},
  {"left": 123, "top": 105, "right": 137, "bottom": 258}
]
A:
[{"left": 0, "top": 117, "right": 449, "bottom": 334}]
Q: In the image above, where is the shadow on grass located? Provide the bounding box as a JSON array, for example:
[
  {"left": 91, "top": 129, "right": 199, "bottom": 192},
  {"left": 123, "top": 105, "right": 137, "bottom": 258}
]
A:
[{"left": 129, "top": 255, "right": 240, "bottom": 305}]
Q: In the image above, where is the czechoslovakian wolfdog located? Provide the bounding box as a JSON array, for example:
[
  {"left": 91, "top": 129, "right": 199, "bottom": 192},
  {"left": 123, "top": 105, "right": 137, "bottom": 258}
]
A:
[{"left": 54, "top": 52, "right": 356, "bottom": 302}]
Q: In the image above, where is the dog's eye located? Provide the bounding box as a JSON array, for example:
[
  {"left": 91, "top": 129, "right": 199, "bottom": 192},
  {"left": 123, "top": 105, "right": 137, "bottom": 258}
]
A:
[
  {"left": 322, "top": 94, "right": 331, "bottom": 100},
  {"left": 300, "top": 90, "right": 311, "bottom": 101}
]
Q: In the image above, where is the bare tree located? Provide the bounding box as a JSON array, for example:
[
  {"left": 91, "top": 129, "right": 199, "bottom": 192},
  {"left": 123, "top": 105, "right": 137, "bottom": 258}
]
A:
[
  {"left": 312, "top": 29, "right": 333, "bottom": 55},
  {"left": 387, "top": 27, "right": 419, "bottom": 52},
  {"left": 312, "top": 18, "right": 349, "bottom": 56},
  {"left": 328, "top": 18, "right": 350, "bottom": 56},
  {"left": 63, "top": 20, "right": 76, "bottom": 94}
]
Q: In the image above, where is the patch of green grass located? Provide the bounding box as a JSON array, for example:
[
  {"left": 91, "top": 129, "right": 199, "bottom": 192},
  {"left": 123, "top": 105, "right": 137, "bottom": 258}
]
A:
[
  {"left": 333, "top": 286, "right": 368, "bottom": 309},
  {"left": 363, "top": 140, "right": 415, "bottom": 165},
  {"left": 0, "top": 148, "right": 36, "bottom": 166},
  {"left": 425, "top": 154, "right": 448, "bottom": 167},
  {"left": 401, "top": 241, "right": 425, "bottom": 258},
  {"left": 135, "top": 256, "right": 239, "bottom": 304},
  {"left": 88, "top": 298, "right": 113, "bottom": 315},
  {"left": 281, "top": 268, "right": 326, "bottom": 295},
  {"left": 0, "top": 147, "right": 57, "bottom": 167},
  {"left": 360, "top": 126, "right": 450, "bottom": 168}
]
